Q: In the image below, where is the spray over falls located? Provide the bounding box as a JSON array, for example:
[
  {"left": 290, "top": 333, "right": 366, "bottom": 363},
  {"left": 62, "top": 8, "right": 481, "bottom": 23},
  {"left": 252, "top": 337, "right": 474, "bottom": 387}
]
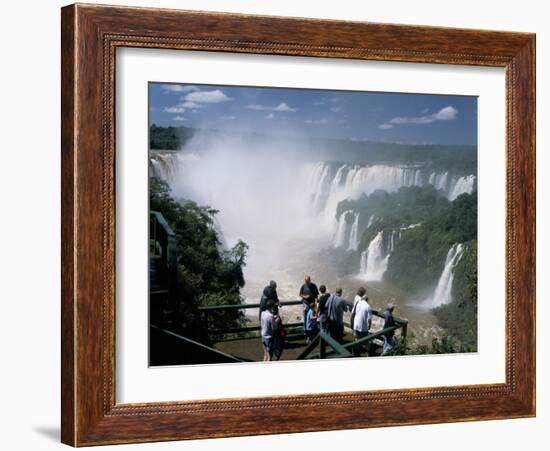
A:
[{"left": 150, "top": 146, "right": 474, "bottom": 304}]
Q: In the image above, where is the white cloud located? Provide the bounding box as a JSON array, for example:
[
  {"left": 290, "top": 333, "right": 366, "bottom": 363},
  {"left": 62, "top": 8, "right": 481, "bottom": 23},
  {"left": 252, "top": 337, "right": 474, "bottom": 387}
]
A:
[
  {"left": 184, "top": 89, "right": 231, "bottom": 104},
  {"left": 161, "top": 84, "right": 199, "bottom": 93},
  {"left": 163, "top": 106, "right": 185, "bottom": 113},
  {"left": 273, "top": 102, "right": 296, "bottom": 112},
  {"left": 378, "top": 124, "right": 393, "bottom": 129},
  {"left": 390, "top": 116, "right": 433, "bottom": 125},
  {"left": 330, "top": 107, "right": 343, "bottom": 113},
  {"left": 248, "top": 102, "right": 296, "bottom": 112},
  {"left": 305, "top": 118, "right": 328, "bottom": 125},
  {"left": 173, "top": 116, "right": 187, "bottom": 121},
  {"left": 433, "top": 106, "right": 459, "bottom": 121},
  {"left": 220, "top": 115, "right": 236, "bottom": 121},
  {"left": 313, "top": 100, "right": 325, "bottom": 106},
  {"left": 266, "top": 113, "right": 275, "bottom": 119},
  {"left": 389, "top": 106, "right": 458, "bottom": 126},
  {"left": 182, "top": 101, "right": 203, "bottom": 109}
]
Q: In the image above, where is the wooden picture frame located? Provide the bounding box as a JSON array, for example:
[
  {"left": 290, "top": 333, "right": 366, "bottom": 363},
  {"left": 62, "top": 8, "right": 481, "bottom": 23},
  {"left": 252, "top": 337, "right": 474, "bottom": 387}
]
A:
[{"left": 61, "top": 3, "right": 535, "bottom": 446}]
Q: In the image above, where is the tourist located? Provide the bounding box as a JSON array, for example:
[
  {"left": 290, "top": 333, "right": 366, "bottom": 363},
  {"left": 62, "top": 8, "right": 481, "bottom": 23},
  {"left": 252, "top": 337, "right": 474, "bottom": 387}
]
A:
[
  {"left": 317, "top": 284, "right": 331, "bottom": 333},
  {"left": 381, "top": 303, "right": 397, "bottom": 356},
  {"left": 259, "top": 280, "right": 279, "bottom": 321},
  {"left": 260, "top": 299, "right": 278, "bottom": 362},
  {"left": 273, "top": 308, "right": 285, "bottom": 361},
  {"left": 304, "top": 301, "right": 318, "bottom": 342},
  {"left": 299, "top": 275, "right": 319, "bottom": 335},
  {"left": 353, "top": 287, "right": 367, "bottom": 310},
  {"left": 326, "top": 288, "right": 349, "bottom": 343},
  {"left": 350, "top": 292, "right": 372, "bottom": 356}
]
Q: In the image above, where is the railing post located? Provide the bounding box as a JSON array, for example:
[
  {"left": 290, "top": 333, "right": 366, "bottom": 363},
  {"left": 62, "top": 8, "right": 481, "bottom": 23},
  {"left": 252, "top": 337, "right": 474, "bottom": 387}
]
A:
[
  {"left": 401, "top": 320, "right": 408, "bottom": 346},
  {"left": 320, "top": 337, "right": 326, "bottom": 359}
]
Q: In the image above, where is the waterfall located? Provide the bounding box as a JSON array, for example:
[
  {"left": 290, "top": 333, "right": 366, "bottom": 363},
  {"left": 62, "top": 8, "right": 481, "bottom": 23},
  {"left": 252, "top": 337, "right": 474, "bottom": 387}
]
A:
[
  {"left": 367, "top": 214, "right": 375, "bottom": 228},
  {"left": 388, "top": 229, "right": 400, "bottom": 253},
  {"left": 332, "top": 210, "right": 351, "bottom": 248},
  {"left": 448, "top": 175, "right": 476, "bottom": 201},
  {"left": 311, "top": 163, "right": 333, "bottom": 213},
  {"left": 358, "top": 225, "right": 416, "bottom": 279},
  {"left": 150, "top": 158, "right": 163, "bottom": 178},
  {"left": 149, "top": 154, "right": 178, "bottom": 181},
  {"left": 347, "top": 212, "right": 360, "bottom": 251},
  {"left": 424, "top": 243, "right": 465, "bottom": 308},
  {"left": 429, "top": 171, "right": 449, "bottom": 192},
  {"left": 149, "top": 151, "right": 200, "bottom": 182},
  {"left": 304, "top": 162, "right": 476, "bottom": 222},
  {"left": 360, "top": 231, "right": 390, "bottom": 281}
]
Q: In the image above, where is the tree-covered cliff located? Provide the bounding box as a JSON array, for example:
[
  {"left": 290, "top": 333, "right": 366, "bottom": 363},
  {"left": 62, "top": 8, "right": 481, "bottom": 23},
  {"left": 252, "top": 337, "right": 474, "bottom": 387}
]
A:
[{"left": 150, "top": 177, "right": 248, "bottom": 341}]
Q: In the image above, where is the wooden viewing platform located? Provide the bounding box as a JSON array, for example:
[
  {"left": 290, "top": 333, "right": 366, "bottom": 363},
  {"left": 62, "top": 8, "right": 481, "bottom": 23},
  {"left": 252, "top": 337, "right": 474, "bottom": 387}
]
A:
[{"left": 197, "top": 301, "right": 408, "bottom": 361}]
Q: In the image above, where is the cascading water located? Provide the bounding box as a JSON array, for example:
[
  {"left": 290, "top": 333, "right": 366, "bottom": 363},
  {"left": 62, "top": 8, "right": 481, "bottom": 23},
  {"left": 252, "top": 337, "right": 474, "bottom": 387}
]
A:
[
  {"left": 448, "top": 175, "right": 476, "bottom": 201},
  {"left": 347, "top": 212, "right": 360, "bottom": 251},
  {"left": 424, "top": 243, "right": 465, "bottom": 308},
  {"left": 311, "top": 164, "right": 333, "bottom": 213},
  {"left": 428, "top": 171, "right": 449, "bottom": 192},
  {"left": 149, "top": 151, "right": 200, "bottom": 182},
  {"left": 360, "top": 231, "right": 390, "bottom": 281},
  {"left": 367, "top": 214, "right": 375, "bottom": 228},
  {"left": 304, "top": 162, "right": 476, "bottom": 222},
  {"left": 332, "top": 211, "right": 361, "bottom": 250},
  {"left": 358, "top": 224, "right": 419, "bottom": 279},
  {"left": 332, "top": 210, "right": 351, "bottom": 248}
]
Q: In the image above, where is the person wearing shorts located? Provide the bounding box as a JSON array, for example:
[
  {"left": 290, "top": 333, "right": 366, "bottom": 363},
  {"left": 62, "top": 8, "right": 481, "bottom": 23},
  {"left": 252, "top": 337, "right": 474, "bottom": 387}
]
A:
[{"left": 261, "top": 299, "right": 278, "bottom": 361}]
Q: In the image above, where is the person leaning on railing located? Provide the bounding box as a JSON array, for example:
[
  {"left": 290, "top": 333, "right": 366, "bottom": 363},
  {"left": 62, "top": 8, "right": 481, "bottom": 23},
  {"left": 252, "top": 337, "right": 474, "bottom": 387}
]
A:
[
  {"left": 325, "top": 288, "right": 349, "bottom": 343},
  {"left": 381, "top": 303, "right": 396, "bottom": 356}
]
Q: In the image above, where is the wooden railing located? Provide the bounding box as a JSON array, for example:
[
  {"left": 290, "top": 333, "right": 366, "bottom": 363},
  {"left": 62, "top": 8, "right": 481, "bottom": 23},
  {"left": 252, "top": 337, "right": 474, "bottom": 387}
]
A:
[
  {"left": 198, "top": 300, "right": 408, "bottom": 359},
  {"left": 303, "top": 325, "right": 401, "bottom": 359},
  {"left": 198, "top": 300, "right": 304, "bottom": 338},
  {"left": 296, "top": 330, "right": 352, "bottom": 359}
]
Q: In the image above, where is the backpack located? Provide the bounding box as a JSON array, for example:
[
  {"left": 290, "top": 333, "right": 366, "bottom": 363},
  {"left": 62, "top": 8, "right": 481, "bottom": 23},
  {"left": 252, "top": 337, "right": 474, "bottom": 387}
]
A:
[{"left": 326, "top": 294, "right": 337, "bottom": 323}]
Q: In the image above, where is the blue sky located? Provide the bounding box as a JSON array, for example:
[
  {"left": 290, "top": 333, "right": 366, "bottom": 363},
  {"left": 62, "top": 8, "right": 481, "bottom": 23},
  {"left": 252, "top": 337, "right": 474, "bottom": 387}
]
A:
[{"left": 149, "top": 82, "right": 477, "bottom": 146}]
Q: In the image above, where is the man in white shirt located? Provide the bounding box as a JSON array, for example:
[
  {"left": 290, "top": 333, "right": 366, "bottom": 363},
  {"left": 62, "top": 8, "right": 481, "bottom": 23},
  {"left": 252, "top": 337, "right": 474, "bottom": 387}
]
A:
[
  {"left": 352, "top": 287, "right": 367, "bottom": 311},
  {"left": 350, "top": 289, "right": 372, "bottom": 356},
  {"left": 260, "top": 299, "right": 279, "bottom": 361}
]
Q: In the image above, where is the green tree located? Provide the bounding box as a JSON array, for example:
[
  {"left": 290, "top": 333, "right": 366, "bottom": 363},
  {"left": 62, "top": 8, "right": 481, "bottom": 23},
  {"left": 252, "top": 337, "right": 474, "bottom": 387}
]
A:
[
  {"left": 149, "top": 124, "right": 196, "bottom": 150},
  {"left": 150, "top": 177, "right": 248, "bottom": 342}
]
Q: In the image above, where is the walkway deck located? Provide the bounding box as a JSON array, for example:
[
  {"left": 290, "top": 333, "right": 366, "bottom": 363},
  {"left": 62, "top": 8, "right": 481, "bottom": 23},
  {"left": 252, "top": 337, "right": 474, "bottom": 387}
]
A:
[{"left": 214, "top": 330, "right": 360, "bottom": 361}]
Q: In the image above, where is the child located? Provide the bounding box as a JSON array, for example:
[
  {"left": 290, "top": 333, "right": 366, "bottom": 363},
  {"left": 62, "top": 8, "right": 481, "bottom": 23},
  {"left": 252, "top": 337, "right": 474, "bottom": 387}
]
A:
[{"left": 305, "top": 301, "right": 318, "bottom": 343}]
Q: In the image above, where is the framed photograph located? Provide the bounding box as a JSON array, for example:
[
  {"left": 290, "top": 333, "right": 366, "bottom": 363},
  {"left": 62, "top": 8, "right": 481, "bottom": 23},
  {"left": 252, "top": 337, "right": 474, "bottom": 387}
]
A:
[{"left": 61, "top": 3, "right": 535, "bottom": 446}]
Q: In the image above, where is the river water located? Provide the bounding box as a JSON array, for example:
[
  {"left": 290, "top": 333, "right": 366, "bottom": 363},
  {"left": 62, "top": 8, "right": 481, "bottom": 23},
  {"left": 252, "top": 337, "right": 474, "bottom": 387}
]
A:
[{"left": 240, "top": 236, "right": 443, "bottom": 346}]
